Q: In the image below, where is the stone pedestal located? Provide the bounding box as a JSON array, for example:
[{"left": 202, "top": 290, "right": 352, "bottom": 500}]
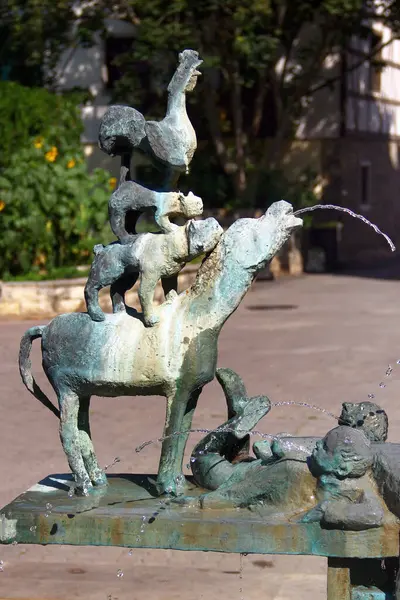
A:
[{"left": 1, "top": 475, "right": 399, "bottom": 600}]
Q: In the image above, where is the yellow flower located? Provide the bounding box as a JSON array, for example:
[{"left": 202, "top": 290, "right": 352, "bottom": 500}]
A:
[
  {"left": 108, "top": 177, "right": 117, "bottom": 190},
  {"left": 0, "top": 201, "right": 5, "bottom": 212},
  {"left": 45, "top": 147, "right": 58, "bottom": 162},
  {"left": 46, "top": 221, "right": 52, "bottom": 232},
  {"left": 34, "top": 137, "right": 44, "bottom": 149},
  {"left": 33, "top": 252, "right": 47, "bottom": 267},
  {"left": 67, "top": 159, "right": 76, "bottom": 169}
]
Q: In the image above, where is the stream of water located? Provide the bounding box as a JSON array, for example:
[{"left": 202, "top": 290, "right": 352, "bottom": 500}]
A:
[
  {"left": 134, "top": 401, "right": 339, "bottom": 455},
  {"left": 293, "top": 204, "right": 395, "bottom": 252}
]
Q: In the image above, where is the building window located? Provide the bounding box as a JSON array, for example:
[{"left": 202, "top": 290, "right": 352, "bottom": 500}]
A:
[
  {"left": 360, "top": 162, "right": 371, "bottom": 208},
  {"left": 368, "top": 31, "right": 383, "bottom": 93}
]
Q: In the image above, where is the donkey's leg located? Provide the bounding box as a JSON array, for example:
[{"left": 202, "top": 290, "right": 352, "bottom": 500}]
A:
[
  {"left": 58, "top": 389, "right": 92, "bottom": 495},
  {"left": 77, "top": 396, "right": 107, "bottom": 487},
  {"left": 157, "top": 389, "right": 202, "bottom": 496},
  {"left": 173, "top": 387, "right": 202, "bottom": 478}
]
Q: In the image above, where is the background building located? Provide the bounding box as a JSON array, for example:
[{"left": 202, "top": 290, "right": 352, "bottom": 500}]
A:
[{"left": 56, "top": 19, "right": 400, "bottom": 267}]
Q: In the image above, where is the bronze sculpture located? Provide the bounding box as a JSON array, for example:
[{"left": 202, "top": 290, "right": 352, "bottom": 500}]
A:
[{"left": 2, "top": 49, "right": 400, "bottom": 600}]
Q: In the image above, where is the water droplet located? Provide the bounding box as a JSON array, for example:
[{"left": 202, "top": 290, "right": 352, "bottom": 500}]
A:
[
  {"left": 397, "top": 360, "right": 400, "bottom": 365},
  {"left": 190, "top": 457, "right": 196, "bottom": 463},
  {"left": 368, "top": 394, "right": 375, "bottom": 399},
  {"left": 166, "top": 486, "right": 173, "bottom": 494},
  {"left": 30, "top": 526, "right": 37, "bottom": 532},
  {"left": 128, "top": 549, "right": 133, "bottom": 556},
  {"left": 239, "top": 553, "right": 245, "bottom": 600},
  {"left": 68, "top": 488, "right": 74, "bottom": 498},
  {"left": 11, "top": 540, "right": 17, "bottom": 546},
  {"left": 44, "top": 513, "right": 49, "bottom": 518},
  {"left": 104, "top": 456, "right": 121, "bottom": 471},
  {"left": 272, "top": 400, "right": 338, "bottom": 420},
  {"left": 140, "top": 516, "right": 147, "bottom": 533},
  {"left": 0, "top": 560, "right": 3, "bottom": 573},
  {"left": 379, "top": 382, "right": 386, "bottom": 388},
  {"left": 386, "top": 365, "right": 393, "bottom": 377},
  {"left": 117, "top": 569, "right": 124, "bottom": 578},
  {"left": 46, "top": 503, "right": 52, "bottom": 511}
]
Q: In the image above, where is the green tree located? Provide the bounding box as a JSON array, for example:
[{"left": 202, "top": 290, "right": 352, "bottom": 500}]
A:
[
  {"left": 0, "top": 81, "right": 84, "bottom": 168},
  {"left": 0, "top": 83, "right": 113, "bottom": 277},
  {"left": 82, "top": 0, "right": 400, "bottom": 207},
  {"left": 0, "top": 0, "right": 101, "bottom": 87}
]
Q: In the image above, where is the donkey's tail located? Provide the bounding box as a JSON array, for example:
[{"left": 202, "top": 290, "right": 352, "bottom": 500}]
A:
[{"left": 19, "top": 326, "right": 60, "bottom": 419}]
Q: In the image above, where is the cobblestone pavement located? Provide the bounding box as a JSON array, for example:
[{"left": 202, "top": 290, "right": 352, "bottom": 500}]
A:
[{"left": 1, "top": 272, "right": 400, "bottom": 600}]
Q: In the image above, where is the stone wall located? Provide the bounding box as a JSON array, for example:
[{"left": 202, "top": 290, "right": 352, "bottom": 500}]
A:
[
  {"left": 0, "top": 266, "right": 198, "bottom": 319},
  {"left": 321, "top": 138, "right": 400, "bottom": 267},
  {"left": 0, "top": 235, "right": 302, "bottom": 319}
]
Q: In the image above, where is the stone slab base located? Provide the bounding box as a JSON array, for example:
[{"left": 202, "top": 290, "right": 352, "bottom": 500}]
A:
[{"left": 1, "top": 474, "right": 398, "bottom": 558}]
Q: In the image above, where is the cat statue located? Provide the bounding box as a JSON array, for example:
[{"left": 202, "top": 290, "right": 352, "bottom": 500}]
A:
[
  {"left": 84, "top": 217, "right": 223, "bottom": 326},
  {"left": 109, "top": 181, "right": 203, "bottom": 243}
]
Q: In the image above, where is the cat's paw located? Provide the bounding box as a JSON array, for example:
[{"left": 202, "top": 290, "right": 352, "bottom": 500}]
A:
[
  {"left": 112, "top": 302, "right": 126, "bottom": 314},
  {"left": 165, "top": 289, "right": 178, "bottom": 303},
  {"left": 88, "top": 308, "right": 106, "bottom": 322},
  {"left": 144, "top": 314, "right": 160, "bottom": 327}
]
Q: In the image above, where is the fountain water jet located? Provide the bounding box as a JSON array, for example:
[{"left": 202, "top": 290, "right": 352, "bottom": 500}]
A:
[{"left": 294, "top": 204, "right": 395, "bottom": 252}]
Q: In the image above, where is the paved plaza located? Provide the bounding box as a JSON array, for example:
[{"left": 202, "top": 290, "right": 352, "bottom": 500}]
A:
[{"left": 1, "top": 271, "right": 400, "bottom": 599}]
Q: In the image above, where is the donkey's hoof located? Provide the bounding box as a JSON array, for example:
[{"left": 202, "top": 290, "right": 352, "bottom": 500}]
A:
[
  {"left": 156, "top": 473, "right": 187, "bottom": 497},
  {"left": 91, "top": 470, "right": 108, "bottom": 487},
  {"left": 75, "top": 479, "right": 93, "bottom": 496}
]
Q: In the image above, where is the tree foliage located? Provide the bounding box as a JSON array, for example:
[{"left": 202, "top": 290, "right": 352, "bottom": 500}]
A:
[
  {"left": 0, "top": 82, "right": 113, "bottom": 278},
  {"left": 3, "top": 1, "right": 400, "bottom": 211},
  {"left": 82, "top": 0, "right": 400, "bottom": 207},
  {"left": 0, "top": 0, "right": 101, "bottom": 86},
  {"left": 0, "top": 81, "right": 85, "bottom": 168}
]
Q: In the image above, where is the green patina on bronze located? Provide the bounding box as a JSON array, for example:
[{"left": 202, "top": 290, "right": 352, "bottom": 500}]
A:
[
  {"left": 1, "top": 474, "right": 399, "bottom": 558},
  {"left": 4, "top": 47, "right": 400, "bottom": 600},
  {"left": 16, "top": 47, "right": 302, "bottom": 497}
]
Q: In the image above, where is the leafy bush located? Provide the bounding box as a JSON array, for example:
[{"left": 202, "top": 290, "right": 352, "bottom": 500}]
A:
[
  {"left": 0, "top": 82, "right": 88, "bottom": 169},
  {"left": 0, "top": 82, "right": 114, "bottom": 278},
  {"left": 0, "top": 136, "right": 114, "bottom": 278}
]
